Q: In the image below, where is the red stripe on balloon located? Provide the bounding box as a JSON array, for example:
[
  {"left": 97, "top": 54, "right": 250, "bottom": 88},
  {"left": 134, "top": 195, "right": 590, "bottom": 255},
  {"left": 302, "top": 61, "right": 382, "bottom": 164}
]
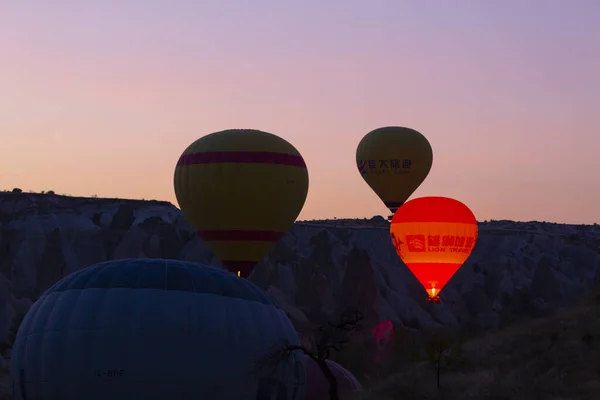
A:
[
  {"left": 177, "top": 151, "right": 306, "bottom": 168},
  {"left": 197, "top": 230, "right": 285, "bottom": 242}
]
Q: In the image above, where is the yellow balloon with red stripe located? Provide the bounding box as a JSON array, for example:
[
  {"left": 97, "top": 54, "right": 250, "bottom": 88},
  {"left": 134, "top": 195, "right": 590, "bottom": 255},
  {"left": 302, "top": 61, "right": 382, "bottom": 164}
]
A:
[
  {"left": 390, "top": 196, "right": 478, "bottom": 302},
  {"left": 173, "top": 129, "right": 309, "bottom": 278}
]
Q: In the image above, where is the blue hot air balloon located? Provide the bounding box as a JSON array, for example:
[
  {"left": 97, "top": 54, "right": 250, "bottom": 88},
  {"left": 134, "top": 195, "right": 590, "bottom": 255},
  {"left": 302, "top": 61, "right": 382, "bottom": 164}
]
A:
[{"left": 11, "top": 259, "right": 305, "bottom": 400}]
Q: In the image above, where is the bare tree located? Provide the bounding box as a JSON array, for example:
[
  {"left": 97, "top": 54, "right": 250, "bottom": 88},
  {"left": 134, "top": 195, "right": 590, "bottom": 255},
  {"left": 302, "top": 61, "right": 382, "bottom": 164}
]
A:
[
  {"left": 422, "top": 326, "right": 463, "bottom": 388},
  {"left": 258, "top": 310, "right": 364, "bottom": 400}
]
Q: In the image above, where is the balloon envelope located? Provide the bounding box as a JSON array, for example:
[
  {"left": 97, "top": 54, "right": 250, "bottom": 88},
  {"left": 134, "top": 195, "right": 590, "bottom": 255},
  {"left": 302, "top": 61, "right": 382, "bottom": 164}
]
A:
[
  {"left": 11, "top": 259, "right": 305, "bottom": 400},
  {"left": 174, "top": 129, "right": 309, "bottom": 278},
  {"left": 356, "top": 126, "right": 433, "bottom": 215},
  {"left": 302, "top": 355, "right": 363, "bottom": 400},
  {"left": 390, "top": 196, "right": 478, "bottom": 299},
  {"left": 372, "top": 319, "right": 394, "bottom": 348}
]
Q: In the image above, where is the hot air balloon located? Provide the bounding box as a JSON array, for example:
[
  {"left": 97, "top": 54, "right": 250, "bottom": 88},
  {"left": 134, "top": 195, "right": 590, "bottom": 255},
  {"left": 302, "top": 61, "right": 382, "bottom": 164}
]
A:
[
  {"left": 11, "top": 259, "right": 305, "bottom": 400},
  {"left": 174, "top": 129, "right": 309, "bottom": 278},
  {"left": 356, "top": 126, "right": 433, "bottom": 219},
  {"left": 372, "top": 319, "right": 394, "bottom": 348},
  {"left": 389, "top": 196, "right": 478, "bottom": 303},
  {"left": 302, "top": 355, "right": 363, "bottom": 400}
]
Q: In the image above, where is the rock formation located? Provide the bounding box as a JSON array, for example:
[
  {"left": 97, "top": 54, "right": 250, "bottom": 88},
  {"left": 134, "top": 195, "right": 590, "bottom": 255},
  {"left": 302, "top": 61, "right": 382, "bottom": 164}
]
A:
[{"left": 0, "top": 191, "right": 598, "bottom": 398}]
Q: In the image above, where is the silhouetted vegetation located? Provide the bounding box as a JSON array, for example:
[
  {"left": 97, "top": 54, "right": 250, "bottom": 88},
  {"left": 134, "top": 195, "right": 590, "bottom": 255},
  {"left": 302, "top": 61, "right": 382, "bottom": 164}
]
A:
[
  {"left": 259, "top": 310, "right": 364, "bottom": 400},
  {"left": 421, "top": 326, "right": 463, "bottom": 388},
  {"left": 354, "top": 290, "right": 600, "bottom": 399},
  {"left": 331, "top": 323, "right": 465, "bottom": 390},
  {"left": 0, "top": 190, "right": 170, "bottom": 207}
]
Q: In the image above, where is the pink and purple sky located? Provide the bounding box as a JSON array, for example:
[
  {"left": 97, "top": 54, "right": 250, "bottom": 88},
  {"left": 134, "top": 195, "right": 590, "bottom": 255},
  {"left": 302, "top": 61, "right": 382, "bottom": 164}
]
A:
[{"left": 1, "top": 1, "right": 599, "bottom": 223}]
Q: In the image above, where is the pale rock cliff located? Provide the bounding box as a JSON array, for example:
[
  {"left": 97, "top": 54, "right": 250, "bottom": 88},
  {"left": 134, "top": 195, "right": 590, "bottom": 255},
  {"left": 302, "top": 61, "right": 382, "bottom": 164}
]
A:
[{"left": 0, "top": 192, "right": 599, "bottom": 397}]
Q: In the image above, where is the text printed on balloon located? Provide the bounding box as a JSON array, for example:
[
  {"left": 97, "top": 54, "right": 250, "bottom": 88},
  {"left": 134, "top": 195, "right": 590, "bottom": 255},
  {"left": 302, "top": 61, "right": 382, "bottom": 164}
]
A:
[
  {"left": 397, "top": 234, "right": 475, "bottom": 254},
  {"left": 357, "top": 158, "right": 412, "bottom": 175},
  {"left": 94, "top": 369, "right": 125, "bottom": 378}
]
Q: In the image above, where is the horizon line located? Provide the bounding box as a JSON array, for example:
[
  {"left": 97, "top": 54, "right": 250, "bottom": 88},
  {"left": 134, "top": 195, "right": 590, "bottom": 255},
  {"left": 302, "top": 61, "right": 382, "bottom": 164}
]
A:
[{"left": 1, "top": 190, "right": 597, "bottom": 226}]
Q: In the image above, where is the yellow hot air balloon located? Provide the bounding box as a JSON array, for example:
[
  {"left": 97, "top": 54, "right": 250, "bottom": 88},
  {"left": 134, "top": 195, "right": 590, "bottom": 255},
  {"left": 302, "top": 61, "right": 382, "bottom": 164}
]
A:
[
  {"left": 356, "top": 126, "right": 433, "bottom": 218},
  {"left": 174, "top": 129, "right": 309, "bottom": 278}
]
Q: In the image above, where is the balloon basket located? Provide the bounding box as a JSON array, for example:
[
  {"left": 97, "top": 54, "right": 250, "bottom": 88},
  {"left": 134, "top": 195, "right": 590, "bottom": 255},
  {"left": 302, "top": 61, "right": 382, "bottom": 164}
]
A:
[{"left": 426, "top": 296, "right": 441, "bottom": 304}]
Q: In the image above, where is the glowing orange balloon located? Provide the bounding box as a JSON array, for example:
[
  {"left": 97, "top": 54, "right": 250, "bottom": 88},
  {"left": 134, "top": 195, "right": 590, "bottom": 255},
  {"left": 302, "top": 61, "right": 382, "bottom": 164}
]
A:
[{"left": 390, "top": 196, "right": 478, "bottom": 302}]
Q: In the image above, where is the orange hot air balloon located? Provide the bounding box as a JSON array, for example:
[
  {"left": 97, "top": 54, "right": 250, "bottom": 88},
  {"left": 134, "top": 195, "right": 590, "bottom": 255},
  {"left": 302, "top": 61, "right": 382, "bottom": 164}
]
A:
[
  {"left": 173, "top": 129, "right": 309, "bottom": 278},
  {"left": 390, "top": 196, "right": 478, "bottom": 303}
]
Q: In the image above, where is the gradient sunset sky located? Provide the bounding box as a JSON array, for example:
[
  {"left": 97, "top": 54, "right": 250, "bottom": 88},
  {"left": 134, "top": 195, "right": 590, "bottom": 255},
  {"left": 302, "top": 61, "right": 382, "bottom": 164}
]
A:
[{"left": 2, "top": 1, "right": 599, "bottom": 223}]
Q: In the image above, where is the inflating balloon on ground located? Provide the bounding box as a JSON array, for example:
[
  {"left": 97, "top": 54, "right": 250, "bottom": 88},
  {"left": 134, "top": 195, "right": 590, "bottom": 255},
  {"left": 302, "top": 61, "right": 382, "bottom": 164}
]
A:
[
  {"left": 356, "top": 126, "right": 433, "bottom": 219},
  {"left": 174, "top": 129, "right": 309, "bottom": 278},
  {"left": 389, "top": 196, "right": 478, "bottom": 303},
  {"left": 10, "top": 258, "right": 306, "bottom": 399}
]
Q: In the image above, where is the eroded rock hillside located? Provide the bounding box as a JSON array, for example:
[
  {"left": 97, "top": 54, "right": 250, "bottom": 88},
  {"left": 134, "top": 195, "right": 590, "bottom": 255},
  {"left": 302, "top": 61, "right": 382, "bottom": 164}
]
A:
[{"left": 0, "top": 191, "right": 599, "bottom": 370}]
